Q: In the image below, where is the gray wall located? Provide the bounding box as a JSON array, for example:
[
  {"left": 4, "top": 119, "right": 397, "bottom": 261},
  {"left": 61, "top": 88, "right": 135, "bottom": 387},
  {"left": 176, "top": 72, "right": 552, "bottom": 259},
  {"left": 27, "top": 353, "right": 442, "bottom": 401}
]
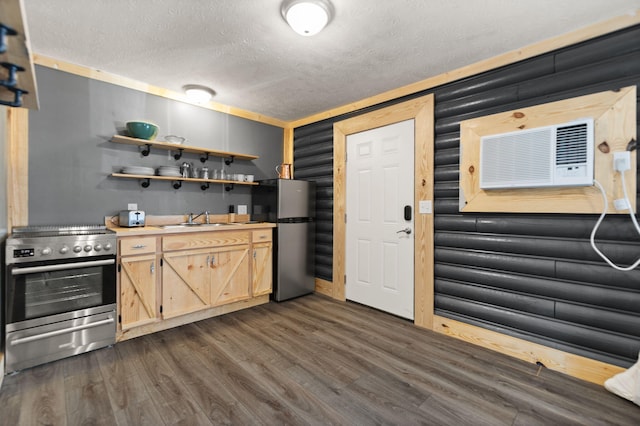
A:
[
  {"left": 294, "top": 25, "right": 640, "bottom": 367},
  {"left": 28, "top": 66, "right": 283, "bottom": 225}
]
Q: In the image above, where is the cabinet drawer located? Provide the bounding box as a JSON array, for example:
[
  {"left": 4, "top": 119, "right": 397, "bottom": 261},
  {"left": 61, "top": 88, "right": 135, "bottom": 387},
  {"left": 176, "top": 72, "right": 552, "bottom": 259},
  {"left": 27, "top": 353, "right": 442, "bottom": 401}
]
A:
[
  {"left": 163, "top": 231, "right": 250, "bottom": 251},
  {"left": 119, "top": 237, "right": 157, "bottom": 256},
  {"left": 252, "top": 229, "right": 272, "bottom": 243}
]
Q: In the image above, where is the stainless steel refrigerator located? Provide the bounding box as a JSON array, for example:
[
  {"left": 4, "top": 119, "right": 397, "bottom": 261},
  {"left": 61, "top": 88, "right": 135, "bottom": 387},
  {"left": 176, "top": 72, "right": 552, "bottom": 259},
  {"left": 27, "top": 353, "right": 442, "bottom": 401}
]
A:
[{"left": 252, "top": 179, "right": 316, "bottom": 301}]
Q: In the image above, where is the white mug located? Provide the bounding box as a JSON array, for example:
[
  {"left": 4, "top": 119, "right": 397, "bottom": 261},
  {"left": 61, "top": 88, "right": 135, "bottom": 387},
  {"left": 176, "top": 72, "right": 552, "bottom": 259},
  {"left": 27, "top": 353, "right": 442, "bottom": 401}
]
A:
[{"left": 245, "top": 174, "right": 254, "bottom": 182}]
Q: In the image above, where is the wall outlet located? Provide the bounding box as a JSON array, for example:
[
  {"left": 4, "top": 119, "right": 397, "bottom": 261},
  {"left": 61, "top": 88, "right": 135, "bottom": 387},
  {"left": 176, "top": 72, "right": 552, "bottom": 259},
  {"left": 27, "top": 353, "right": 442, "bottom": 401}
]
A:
[
  {"left": 419, "top": 200, "right": 432, "bottom": 214},
  {"left": 614, "top": 151, "right": 631, "bottom": 172},
  {"left": 237, "top": 205, "right": 248, "bottom": 215},
  {"left": 127, "top": 203, "right": 138, "bottom": 210}
]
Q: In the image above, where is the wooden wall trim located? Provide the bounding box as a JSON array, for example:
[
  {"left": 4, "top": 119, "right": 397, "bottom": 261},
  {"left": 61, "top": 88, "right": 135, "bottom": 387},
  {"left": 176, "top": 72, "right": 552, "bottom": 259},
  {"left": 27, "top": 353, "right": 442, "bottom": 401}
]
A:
[
  {"left": 289, "top": 10, "right": 640, "bottom": 129},
  {"left": 6, "top": 107, "right": 28, "bottom": 228},
  {"left": 314, "top": 278, "right": 333, "bottom": 297},
  {"left": 333, "top": 94, "right": 435, "bottom": 328},
  {"left": 432, "top": 315, "right": 625, "bottom": 385},
  {"left": 33, "top": 54, "right": 288, "bottom": 129},
  {"left": 283, "top": 127, "right": 294, "bottom": 176},
  {"left": 459, "top": 86, "right": 637, "bottom": 214}
]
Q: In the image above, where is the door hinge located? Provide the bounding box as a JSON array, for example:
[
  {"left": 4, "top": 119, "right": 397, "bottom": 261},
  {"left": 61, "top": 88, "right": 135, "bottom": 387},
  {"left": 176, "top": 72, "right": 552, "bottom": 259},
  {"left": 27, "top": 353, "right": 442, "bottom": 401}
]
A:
[
  {"left": 117, "top": 264, "right": 121, "bottom": 273},
  {"left": 344, "top": 274, "right": 347, "bottom": 284},
  {"left": 160, "top": 258, "right": 163, "bottom": 267},
  {"left": 118, "top": 314, "right": 121, "bottom": 323},
  {"left": 344, "top": 213, "right": 347, "bottom": 223},
  {"left": 160, "top": 305, "right": 163, "bottom": 314}
]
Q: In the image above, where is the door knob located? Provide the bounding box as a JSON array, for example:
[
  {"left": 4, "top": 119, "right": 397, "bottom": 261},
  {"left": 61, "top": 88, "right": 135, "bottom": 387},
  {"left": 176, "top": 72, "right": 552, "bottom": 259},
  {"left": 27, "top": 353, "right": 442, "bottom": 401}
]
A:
[{"left": 396, "top": 227, "right": 412, "bottom": 235}]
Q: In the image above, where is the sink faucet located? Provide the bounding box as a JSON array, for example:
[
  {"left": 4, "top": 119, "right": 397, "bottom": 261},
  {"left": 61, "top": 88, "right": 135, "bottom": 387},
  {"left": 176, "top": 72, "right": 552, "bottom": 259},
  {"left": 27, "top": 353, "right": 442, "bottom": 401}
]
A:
[{"left": 188, "top": 211, "right": 210, "bottom": 224}]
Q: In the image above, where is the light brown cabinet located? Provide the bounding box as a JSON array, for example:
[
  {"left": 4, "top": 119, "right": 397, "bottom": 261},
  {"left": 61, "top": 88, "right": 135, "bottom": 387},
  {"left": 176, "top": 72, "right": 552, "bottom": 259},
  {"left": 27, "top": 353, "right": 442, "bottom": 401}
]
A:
[
  {"left": 209, "top": 244, "right": 251, "bottom": 305},
  {"left": 161, "top": 230, "right": 253, "bottom": 317},
  {"left": 116, "top": 226, "right": 272, "bottom": 339},
  {"left": 162, "top": 248, "right": 212, "bottom": 318},
  {"left": 251, "top": 229, "right": 273, "bottom": 297},
  {"left": 118, "top": 237, "right": 159, "bottom": 330}
]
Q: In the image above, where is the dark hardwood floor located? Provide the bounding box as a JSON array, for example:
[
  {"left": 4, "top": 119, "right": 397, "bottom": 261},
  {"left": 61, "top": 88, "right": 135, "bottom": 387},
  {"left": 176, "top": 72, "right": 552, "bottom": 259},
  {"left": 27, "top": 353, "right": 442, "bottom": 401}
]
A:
[{"left": 1, "top": 294, "right": 638, "bottom": 425}]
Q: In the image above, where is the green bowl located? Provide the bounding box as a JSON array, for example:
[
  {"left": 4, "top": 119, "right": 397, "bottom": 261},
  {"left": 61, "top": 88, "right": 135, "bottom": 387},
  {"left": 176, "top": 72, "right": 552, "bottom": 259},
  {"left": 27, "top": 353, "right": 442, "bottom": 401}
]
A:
[{"left": 126, "top": 121, "right": 158, "bottom": 140}]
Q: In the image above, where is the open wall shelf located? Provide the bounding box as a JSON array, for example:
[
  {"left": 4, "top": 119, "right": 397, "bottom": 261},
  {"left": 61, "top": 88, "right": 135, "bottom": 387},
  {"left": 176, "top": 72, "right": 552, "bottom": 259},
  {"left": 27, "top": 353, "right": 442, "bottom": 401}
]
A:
[
  {"left": 111, "top": 173, "right": 258, "bottom": 191},
  {"left": 111, "top": 135, "right": 259, "bottom": 163}
]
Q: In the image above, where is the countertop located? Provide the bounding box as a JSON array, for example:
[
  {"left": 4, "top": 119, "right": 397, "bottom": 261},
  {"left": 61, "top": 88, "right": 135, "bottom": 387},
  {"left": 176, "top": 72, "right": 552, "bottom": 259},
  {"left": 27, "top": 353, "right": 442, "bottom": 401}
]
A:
[{"left": 109, "top": 222, "right": 276, "bottom": 237}]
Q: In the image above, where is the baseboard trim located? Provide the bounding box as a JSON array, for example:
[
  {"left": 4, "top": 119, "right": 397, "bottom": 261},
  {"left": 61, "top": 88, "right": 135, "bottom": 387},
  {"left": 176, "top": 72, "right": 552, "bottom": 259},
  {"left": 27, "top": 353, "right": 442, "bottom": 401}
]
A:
[
  {"left": 314, "top": 278, "right": 334, "bottom": 297},
  {"left": 432, "top": 315, "right": 625, "bottom": 385}
]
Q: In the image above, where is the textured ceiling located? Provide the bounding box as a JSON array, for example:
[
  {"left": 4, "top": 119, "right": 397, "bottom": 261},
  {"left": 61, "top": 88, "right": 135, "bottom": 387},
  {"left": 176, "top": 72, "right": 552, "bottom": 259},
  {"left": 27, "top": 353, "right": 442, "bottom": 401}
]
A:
[{"left": 22, "top": 0, "right": 640, "bottom": 122}]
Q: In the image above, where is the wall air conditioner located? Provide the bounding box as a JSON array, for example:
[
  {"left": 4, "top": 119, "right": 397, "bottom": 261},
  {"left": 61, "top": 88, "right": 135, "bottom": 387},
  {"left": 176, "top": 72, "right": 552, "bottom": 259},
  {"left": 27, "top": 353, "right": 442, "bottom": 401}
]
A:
[{"left": 479, "top": 118, "right": 594, "bottom": 189}]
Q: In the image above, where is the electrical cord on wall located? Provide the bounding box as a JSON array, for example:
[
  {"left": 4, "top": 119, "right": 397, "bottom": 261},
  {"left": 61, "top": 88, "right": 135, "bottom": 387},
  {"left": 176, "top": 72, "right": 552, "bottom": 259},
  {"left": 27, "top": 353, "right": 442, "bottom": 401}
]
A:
[{"left": 590, "top": 173, "right": 640, "bottom": 271}]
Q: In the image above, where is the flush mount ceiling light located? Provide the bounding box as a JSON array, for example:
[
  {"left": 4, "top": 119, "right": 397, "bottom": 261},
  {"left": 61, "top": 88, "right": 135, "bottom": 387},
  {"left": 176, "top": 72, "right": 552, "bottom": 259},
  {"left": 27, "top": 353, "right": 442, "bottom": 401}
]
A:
[
  {"left": 281, "top": 0, "right": 334, "bottom": 36},
  {"left": 183, "top": 84, "right": 216, "bottom": 103}
]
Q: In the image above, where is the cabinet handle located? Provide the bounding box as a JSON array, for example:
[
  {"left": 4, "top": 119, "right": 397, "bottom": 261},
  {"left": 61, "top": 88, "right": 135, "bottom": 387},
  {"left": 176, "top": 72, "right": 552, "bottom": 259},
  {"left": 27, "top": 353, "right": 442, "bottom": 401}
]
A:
[
  {"left": 253, "top": 250, "right": 257, "bottom": 259},
  {"left": 132, "top": 244, "right": 146, "bottom": 249},
  {"left": 210, "top": 255, "right": 215, "bottom": 267},
  {"left": 150, "top": 262, "right": 155, "bottom": 274}
]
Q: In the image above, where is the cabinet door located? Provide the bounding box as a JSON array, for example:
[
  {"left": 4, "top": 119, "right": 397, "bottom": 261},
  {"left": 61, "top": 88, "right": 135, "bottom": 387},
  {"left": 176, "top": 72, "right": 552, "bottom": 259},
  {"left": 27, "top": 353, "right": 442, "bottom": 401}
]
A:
[
  {"left": 210, "top": 244, "right": 251, "bottom": 306},
  {"left": 119, "top": 254, "right": 158, "bottom": 330},
  {"left": 252, "top": 242, "right": 272, "bottom": 297},
  {"left": 162, "top": 248, "right": 211, "bottom": 318}
]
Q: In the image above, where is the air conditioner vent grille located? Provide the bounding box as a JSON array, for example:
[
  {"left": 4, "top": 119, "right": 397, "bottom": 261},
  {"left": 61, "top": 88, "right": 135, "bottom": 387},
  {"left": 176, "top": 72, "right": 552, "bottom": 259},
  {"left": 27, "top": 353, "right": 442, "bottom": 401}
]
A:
[
  {"left": 479, "top": 118, "right": 594, "bottom": 189},
  {"left": 556, "top": 123, "right": 588, "bottom": 165}
]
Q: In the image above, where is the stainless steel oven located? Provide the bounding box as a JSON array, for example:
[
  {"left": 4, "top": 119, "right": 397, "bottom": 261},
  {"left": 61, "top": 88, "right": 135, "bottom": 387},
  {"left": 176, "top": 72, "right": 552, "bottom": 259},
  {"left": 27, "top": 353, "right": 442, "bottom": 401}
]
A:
[{"left": 5, "top": 225, "right": 117, "bottom": 372}]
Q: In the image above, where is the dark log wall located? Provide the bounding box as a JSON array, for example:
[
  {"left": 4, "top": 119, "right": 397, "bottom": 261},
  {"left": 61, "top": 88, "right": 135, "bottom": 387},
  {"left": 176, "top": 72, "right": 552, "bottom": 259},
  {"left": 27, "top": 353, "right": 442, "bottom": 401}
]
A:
[{"left": 294, "top": 25, "right": 640, "bottom": 367}]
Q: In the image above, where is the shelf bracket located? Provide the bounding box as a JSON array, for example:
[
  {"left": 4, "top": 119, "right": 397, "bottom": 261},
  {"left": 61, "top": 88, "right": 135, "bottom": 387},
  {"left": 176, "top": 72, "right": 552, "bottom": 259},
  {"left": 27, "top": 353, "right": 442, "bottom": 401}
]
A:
[
  {"left": 140, "top": 144, "right": 152, "bottom": 156},
  {"left": 199, "top": 152, "right": 209, "bottom": 163},
  {"left": 0, "top": 62, "right": 24, "bottom": 87},
  {"left": 0, "top": 24, "right": 17, "bottom": 54},
  {"left": 200, "top": 183, "right": 210, "bottom": 191},
  {"left": 140, "top": 178, "right": 151, "bottom": 188},
  {"left": 0, "top": 86, "right": 27, "bottom": 108},
  {"left": 172, "top": 181, "right": 182, "bottom": 190},
  {"left": 173, "top": 148, "right": 184, "bottom": 160},
  {"left": 225, "top": 156, "right": 235, "bottom": 166},
  {"left": 225, "top": 183, "right": 234, "bottom": 192}
]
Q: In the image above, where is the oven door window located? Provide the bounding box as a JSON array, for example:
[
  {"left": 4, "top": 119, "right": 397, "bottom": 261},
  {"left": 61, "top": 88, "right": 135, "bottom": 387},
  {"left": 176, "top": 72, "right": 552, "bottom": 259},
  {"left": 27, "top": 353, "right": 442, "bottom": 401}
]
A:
[{"left": 7, "top": 256, "right": 116, "bottom": 324}]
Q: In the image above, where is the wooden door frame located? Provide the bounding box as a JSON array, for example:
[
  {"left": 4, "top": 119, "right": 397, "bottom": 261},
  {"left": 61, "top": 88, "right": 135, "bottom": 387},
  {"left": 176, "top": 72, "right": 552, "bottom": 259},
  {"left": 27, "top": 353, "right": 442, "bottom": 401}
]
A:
[{"left": 333, "top": 94, "right": 435, "bottom": 328}]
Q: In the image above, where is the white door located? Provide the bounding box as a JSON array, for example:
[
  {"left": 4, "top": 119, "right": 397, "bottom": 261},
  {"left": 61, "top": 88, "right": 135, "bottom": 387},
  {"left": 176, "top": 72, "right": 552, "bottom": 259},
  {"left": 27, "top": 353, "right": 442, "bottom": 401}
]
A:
[{"left": 345, "top": 119, "right": 415, "bottom": 319}]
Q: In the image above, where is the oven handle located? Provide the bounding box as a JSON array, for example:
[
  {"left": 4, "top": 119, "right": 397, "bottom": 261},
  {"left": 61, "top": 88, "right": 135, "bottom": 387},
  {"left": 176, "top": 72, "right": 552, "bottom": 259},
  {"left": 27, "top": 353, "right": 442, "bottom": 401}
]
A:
[
  {"left": 9, "top": 316, "right": 115, "bottom": 346},
  {"left": 10, "top": 258, "right": 116, "bottom": 275}
]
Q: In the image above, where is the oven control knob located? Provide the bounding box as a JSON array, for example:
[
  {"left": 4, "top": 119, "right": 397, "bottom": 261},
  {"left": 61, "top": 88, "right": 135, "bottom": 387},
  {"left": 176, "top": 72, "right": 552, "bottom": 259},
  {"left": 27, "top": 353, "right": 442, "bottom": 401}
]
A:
[
  {"left": 59, "top": 246, "right": 69, "bottom": 254},
  {"left": 94, "top": 244, "right": 102, "bottom": 252},
  {"left": 104, "top": 243, "right": 112, "bottom": 251},
  {"left": 73, "top": 245, "right": 82, "bottom": 253},
  {"left": 41, "top": 247, "right": 52, "bottom": 255},
  {"left": 84, "top": 244, "right": 93, "bottom": 252}
]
